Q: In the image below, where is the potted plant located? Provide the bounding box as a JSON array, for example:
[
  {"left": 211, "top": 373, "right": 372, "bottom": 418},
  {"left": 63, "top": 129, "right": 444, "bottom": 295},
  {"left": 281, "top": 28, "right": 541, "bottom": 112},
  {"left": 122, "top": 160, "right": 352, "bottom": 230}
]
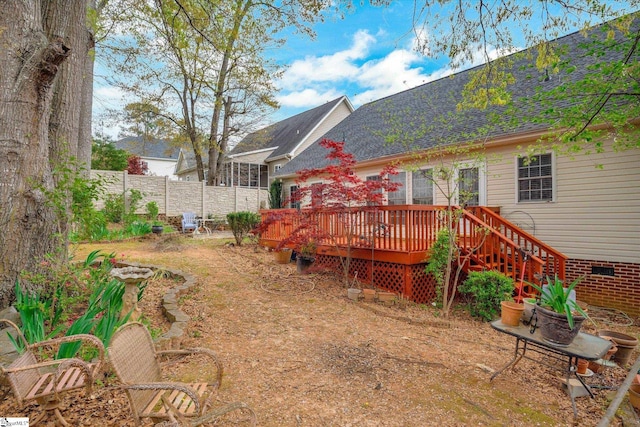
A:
[
  {"left": 146, "top": 201, "right": 163, "bottom": 234},
  {"left": 295, "top": 238, "right": 316, "bottom": 274},
  {"left": 531, "top": 275, "right": 588, "bottom": 346}
]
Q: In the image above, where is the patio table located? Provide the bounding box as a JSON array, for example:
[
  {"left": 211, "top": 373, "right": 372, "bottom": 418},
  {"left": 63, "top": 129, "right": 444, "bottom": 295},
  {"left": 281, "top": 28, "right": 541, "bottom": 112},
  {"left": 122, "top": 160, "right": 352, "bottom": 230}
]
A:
[
  {"left": 194, "top": 218, "right": 218, "bottom": 235},
  {"left": 490, "top": 319, "right": 611, "bottom": 417}
]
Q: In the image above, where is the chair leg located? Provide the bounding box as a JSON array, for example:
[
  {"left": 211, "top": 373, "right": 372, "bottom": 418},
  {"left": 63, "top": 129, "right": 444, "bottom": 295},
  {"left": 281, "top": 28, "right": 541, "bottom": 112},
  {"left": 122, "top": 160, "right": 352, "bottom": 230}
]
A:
[{"left": 32, "top": 398, "right": 70, "bottom": 427}]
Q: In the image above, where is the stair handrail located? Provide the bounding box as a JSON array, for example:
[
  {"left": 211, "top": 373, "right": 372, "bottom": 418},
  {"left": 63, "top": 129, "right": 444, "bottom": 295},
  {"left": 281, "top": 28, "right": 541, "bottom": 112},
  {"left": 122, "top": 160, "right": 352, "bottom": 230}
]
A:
[
  {"left": 468, "top": 206, "right": 567, "bottom": 281},
  {"left": 459, "top": 208, "right": 545, "bottom": 285}
]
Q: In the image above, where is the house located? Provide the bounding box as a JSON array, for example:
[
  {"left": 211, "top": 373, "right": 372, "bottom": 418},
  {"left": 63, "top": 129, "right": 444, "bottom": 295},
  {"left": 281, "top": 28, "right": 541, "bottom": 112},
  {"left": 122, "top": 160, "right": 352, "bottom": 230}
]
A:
[
  {"left": 174, "top": 96, "right": 354, "bottom": 186},
  {"left": 271, "top": 19, "right": 640, "bottom": 314},
  {"left": 115, "top": 136, "right": 180, "bottom": 180}
]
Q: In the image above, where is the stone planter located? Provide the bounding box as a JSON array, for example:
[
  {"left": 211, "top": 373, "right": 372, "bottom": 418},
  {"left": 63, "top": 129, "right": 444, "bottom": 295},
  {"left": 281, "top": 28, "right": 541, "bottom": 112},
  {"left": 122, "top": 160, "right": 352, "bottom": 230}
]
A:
[
  {"left": 347, "top": 288, "right": 362, "bottom": 301},
  {"left": 536, "top": 305, "right": 585, "bottom": 346},
  {"left": 597, "top": 330, "right": 638, "bottom": 367}
]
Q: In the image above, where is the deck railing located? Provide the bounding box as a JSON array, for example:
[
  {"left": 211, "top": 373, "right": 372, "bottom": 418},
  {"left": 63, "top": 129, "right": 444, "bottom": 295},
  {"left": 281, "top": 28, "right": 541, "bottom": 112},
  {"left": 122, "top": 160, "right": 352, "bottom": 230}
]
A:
[{"left": 259, "top": 205, "right": 565, "bottom": 287}]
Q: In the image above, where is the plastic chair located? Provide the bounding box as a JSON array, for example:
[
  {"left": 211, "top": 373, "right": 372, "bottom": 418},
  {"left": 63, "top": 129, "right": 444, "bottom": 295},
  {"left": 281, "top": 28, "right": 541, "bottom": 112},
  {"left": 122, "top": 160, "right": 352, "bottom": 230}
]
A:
[
  {"left": 181, "top": 212, "right": 197, "bottom": 233},
  {"left": 0, "top": 319, "right": 105, "bottom": 426},
  {"left": 108, "top": 322, "right": 256, "bottom": 426}
]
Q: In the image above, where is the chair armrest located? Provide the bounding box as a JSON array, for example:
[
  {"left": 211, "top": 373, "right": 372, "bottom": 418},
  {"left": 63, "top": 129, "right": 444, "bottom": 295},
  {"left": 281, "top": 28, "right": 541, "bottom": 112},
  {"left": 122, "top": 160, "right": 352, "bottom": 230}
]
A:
[
  {"left": 157, "top": 348, "right": 223, "bottom": 389},
  {"left": 28, "top": 333, "right": 106, "bottom": 372},
  {"left": 122, "top": 382, "right": 203, "bottom": 416}
]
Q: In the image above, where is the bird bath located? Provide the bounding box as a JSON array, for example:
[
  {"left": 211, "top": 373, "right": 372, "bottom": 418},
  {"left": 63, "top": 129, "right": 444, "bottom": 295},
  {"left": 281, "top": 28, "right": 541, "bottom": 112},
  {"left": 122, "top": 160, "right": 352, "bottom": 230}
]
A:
[{"left": 110, "top": 266, "right": 154, "bottom": 322}]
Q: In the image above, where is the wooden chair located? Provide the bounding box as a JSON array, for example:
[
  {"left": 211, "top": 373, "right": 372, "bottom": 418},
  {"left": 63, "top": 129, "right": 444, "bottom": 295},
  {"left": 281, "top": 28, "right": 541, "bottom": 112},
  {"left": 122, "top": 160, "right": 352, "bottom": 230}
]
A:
[
  {"left": 181, "top": 212, "right": 198, "bottom": 233},
  {"left": 108, "top": 322, "right": 256, "bottom": 426},
  {"left": 0, "top": 319, "right": 105, "bottom": 426}
]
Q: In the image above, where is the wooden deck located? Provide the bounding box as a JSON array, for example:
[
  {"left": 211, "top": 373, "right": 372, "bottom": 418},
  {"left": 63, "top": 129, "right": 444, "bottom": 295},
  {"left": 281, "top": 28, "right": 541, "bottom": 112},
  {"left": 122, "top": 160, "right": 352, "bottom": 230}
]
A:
[{"left": 259, "top": 205, "right": 567, "bottom": 303}]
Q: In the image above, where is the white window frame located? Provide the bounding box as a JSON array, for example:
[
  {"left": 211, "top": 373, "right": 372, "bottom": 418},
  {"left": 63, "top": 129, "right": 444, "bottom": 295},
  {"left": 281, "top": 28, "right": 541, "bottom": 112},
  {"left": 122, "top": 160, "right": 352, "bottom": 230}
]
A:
[
  {"left": 453, "top": 161, "right": 486, "bottom": 206},
  {"left": 515, "top": 152, "right": 556, "bottom": 203}
]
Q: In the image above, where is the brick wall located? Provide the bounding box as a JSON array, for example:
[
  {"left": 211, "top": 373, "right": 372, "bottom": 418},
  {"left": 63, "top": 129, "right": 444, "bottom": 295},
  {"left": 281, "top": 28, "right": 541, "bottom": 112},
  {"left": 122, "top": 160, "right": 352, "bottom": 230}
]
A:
[{"left": 566, "top": 258, "right": 640, "bottom": 317}]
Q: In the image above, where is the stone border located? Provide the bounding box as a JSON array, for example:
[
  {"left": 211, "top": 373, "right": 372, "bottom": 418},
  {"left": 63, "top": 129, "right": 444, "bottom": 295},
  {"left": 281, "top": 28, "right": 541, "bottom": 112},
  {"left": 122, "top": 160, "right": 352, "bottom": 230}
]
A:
[{"left": 118, "top": 261, "right": 195, "bottom": 350}]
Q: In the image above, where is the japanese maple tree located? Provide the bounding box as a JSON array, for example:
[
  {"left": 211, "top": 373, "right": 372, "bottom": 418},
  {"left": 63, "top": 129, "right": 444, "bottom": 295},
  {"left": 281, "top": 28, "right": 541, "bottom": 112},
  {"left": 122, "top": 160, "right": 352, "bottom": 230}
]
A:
[
  {"left": 126, "top": 155, "right": 148, "bottom": 175},
  {"left": 270, "top": 138, "right": 401, "bottom": 286}
]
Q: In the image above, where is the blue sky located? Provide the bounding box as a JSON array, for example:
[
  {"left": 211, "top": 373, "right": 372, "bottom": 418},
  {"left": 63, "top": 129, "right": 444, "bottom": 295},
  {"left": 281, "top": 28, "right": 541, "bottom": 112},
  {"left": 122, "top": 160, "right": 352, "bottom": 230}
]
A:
[
  {"left": 92, "top": 1, "right": 631, "bottom": 139},
  {"left": 271, "top": 2, "right": 446, "bottom": 117}
]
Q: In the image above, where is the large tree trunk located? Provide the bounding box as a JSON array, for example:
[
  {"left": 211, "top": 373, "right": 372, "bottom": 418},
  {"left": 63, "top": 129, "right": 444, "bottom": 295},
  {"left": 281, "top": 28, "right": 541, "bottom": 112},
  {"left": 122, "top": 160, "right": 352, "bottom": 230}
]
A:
[{"left": 0, "top": 0, "right": 91, "bottom": 308}]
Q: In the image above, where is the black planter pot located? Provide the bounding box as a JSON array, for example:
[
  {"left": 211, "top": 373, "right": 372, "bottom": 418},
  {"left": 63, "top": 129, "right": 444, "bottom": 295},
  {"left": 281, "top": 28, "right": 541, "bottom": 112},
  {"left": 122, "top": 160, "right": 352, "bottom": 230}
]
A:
[
  {"left": 151, "top": 225, "right": 164, "bottom": 235},
  {"left": 536, "top": 305, "right": 585, "bottom": 346},
  {"left": 296, "top": 256, "right": 315, "bottom": 274}
]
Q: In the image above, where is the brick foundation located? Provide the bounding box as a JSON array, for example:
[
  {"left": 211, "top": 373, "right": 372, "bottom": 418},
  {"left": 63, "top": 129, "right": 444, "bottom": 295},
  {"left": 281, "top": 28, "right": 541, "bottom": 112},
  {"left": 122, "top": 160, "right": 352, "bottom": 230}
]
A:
[{"left": 566, "top": 258, "right": 640, "bottom": 317}]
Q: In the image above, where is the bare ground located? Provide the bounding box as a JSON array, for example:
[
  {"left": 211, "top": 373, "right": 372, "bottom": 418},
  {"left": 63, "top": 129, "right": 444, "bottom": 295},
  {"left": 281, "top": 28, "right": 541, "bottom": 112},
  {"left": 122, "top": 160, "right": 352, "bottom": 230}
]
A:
[{"left": 1, "top": 233, "right": 639, "bottom": 426}]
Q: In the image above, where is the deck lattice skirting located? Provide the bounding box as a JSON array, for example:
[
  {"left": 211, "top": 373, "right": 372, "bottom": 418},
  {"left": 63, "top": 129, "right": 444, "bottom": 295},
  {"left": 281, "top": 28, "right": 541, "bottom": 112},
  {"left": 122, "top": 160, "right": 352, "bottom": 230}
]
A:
[{"left": 315, "top": 254, "right": 439, "bottom": 303}]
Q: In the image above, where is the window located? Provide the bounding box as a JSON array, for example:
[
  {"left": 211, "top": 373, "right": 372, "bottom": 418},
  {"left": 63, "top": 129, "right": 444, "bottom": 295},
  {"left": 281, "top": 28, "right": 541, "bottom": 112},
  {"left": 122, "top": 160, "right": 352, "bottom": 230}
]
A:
[
  {"left": 274, "top": 164, "right": 282, "bottom": 172},
  {"left": 459, "top": 167, "right": 479, "bottom": 206},
  {"left": 221, "top": 162, "right": 269, "bottom": 188},
  {"left": 518, "top": 154, "right": 553, "bottom": 202},
  {"left": 412, "top": 169, "right": 433, "bottom": 204},
  {"left": 290, "top": 185, "right": 300, "bottom": 209},
  {"left": 388, "top": 172, "right": 406, "bottom": 205},
  {"left": 366, "top": 175, "right": 382, "bottom": 205}
]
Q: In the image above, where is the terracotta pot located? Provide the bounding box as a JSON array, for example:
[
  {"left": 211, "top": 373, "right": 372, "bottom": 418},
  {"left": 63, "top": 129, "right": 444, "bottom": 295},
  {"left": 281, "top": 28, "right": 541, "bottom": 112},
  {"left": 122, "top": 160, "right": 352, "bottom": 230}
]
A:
[
  {"left": 274, "top": 248, "right": 292, "bottom": 264},
  {"left": 377, "top": 291, "right": 396, "bottom": 306},
  {"left": 362, "top": 289, "right": 376, "bottom": 302},
  {"left": 629, "top": 384, "right": 640, "bottom": 410},
  {"left": 500, "top": 301, "right": 524, "bottom": 327},
  {"left": 535, "top": 305, "right": 585, "bottom": 346},
  {"left": 576, "top": 359, "right": 589, "bottom": 375}
]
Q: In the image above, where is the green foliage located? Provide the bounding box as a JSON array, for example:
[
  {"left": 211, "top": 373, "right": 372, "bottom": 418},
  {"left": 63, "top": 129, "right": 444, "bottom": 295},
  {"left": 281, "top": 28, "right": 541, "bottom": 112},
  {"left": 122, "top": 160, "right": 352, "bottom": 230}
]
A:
[
  {"left": 10, "top": 282, "right": 65, "bottom": 351},
  {"left": 11, "top": 249, "right": 147, "bottom": 360},
  {"left": 91, "top": 138, "right": 129, "bottom": 171},
  {"left": 425, "top": 228, "right": 458, "bottom": 306},
  {"left": 460, "top": 271, "right": 515, "bottom": 321},
  {"left": 269, "top": 179, "right": 283, "bottom": 209},
  {"left": 102, "top": 189, "right": 144, "bottom": 225},
  {"left": 103, "top": 193, "right": 125, "bottom": 223},
  {"left": 531, "top": 275, "right": 588, "bottom": 330},
  {"left": 227, "top": 211, "right": 261, "bottom": 245},
  {"left": 146, "top": 201, "right": 159, "bottom": 220}
]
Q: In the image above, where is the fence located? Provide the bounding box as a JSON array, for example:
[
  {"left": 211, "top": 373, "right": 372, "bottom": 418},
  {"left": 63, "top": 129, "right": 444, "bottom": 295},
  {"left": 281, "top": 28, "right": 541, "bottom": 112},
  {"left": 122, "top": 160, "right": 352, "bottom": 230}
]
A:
[{"left": 91, "top": 170, "right": 269, "bottom": 218}]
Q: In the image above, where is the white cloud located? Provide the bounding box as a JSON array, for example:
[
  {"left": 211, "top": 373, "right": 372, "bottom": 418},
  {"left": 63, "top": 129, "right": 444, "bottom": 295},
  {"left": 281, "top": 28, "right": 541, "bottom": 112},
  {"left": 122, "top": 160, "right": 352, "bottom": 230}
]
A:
[
  {"left": 277, "top": 30, "right": 375, "bottom": 91},
  {"left": 277, "top": 88, "right": 344, "bottom": 108}
]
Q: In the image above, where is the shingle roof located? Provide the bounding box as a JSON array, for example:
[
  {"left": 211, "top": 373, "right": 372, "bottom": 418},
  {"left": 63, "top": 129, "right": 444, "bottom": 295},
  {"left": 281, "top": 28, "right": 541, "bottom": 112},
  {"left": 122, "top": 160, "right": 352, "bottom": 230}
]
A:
[
  {"left": 115, "top": 136, "right": 180, "bottom": 160},
  {"left": 276, "top": 17, "right": 637, "bottom": 176},
  {"left": 229, "top": 96, "right": 349, "bottom": 160}
]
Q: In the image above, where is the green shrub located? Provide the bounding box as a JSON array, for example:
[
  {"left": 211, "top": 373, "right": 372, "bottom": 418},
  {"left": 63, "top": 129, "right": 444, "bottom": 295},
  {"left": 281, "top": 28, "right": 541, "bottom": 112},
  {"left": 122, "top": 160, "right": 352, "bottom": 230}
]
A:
[
  {"left": 145, "top": 201, "right": 159, "bottom": 221},
  {"left": 227, "top": 211, "right": 261, "bottom": 245},
  {"left": 459, "top": 270, "right": 514, "bottom": 321},
  {"left": 103, "top": 193, "right": 125, "bottom": 223}
]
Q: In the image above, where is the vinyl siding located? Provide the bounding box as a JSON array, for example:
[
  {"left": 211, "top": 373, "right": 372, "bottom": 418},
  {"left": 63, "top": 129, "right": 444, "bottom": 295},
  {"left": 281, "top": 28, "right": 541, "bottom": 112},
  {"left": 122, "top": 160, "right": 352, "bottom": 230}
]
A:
[
  {"left": 293, "top": 103, "right": 352, "bottom": 157},
  {"left": 487, "top": 139, "right": 640, "bottom": 264}
]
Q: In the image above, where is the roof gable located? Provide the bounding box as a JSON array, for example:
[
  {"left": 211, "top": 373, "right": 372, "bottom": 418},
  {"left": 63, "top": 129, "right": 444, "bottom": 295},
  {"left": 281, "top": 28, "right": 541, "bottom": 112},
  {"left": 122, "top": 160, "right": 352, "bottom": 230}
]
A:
[
  {"left": 115, "top": 136, "right": 180, "bottom": 160},
  {"left": 230, "top": 96, "right": 352, "bottom": 159}
]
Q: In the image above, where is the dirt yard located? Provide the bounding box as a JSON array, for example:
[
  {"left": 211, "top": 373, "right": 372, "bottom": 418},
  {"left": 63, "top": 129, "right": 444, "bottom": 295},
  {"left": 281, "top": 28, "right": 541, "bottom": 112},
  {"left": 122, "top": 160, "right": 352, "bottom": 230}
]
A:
[{"left": 1, "top": 233, "right": 639, "bottom": 426}]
